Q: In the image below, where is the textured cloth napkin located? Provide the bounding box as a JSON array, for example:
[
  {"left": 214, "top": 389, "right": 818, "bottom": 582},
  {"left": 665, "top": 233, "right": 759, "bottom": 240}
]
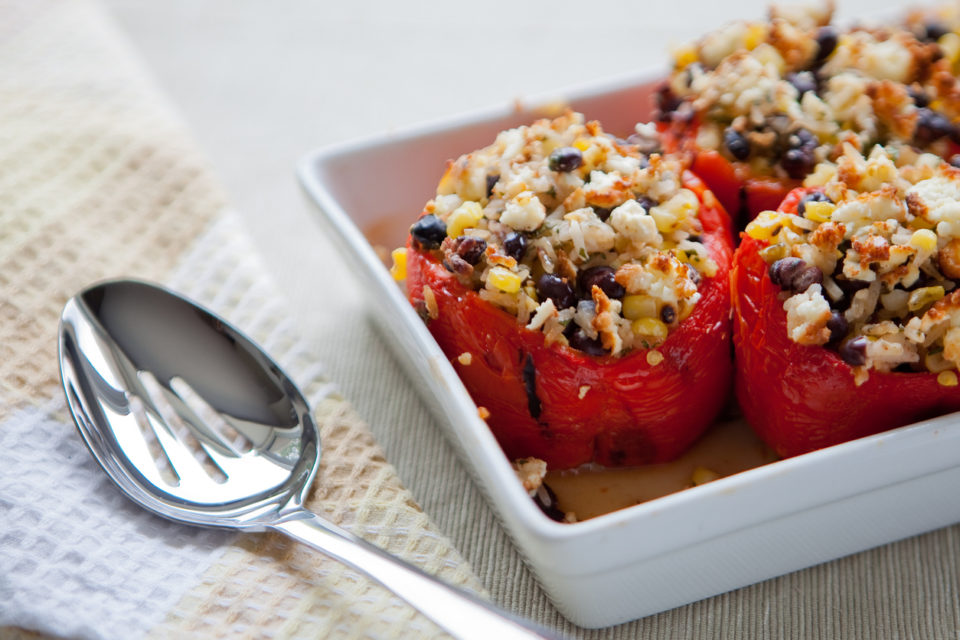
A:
[{"left": 0, "top": 1, "right": 483, "bottom": 638}]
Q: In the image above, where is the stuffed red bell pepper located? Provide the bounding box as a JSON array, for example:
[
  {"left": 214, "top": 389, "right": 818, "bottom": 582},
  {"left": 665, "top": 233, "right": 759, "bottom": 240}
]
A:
[
  {"left": 655, "top": 4, "right": 956, "bottom": 225},
  {"left": 733, "top": 143, "right": 960, "bottom": 458},
  {"left": 396, "top": 111, "right": 734, "bottom": 469}
]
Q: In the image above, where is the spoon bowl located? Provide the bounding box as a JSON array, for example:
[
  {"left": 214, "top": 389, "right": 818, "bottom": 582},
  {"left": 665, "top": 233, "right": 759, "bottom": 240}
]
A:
[{"left": 59, "top": 279, "right": 556, "bottom": 640}]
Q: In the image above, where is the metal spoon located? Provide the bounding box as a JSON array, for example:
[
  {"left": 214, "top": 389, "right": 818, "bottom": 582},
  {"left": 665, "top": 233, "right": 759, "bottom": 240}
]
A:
[{"left": 58, "top": 279, "right": 558, "bottom": 640}]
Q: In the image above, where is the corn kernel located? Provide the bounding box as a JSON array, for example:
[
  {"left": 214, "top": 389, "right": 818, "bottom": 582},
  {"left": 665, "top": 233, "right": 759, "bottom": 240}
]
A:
[
  {"left": 632, "top": 317, "right": 669, "bottom": 346},
  {"left": 622, "top": 294, "right": 658, "bottom": 320},
  {"left": 744, "top": 24, "right": 767, "bottom": 50},
  {"left": 759, "top": 243, "right": 788, "bottom": 263},
  {"left": 938, "top": 370, "right": 958, "bottom": 387},
  {"left": 673, "top": 43, "right": 698, "bottom": 68},
  {"left": 909, "top": 228, "right": 938, "bottom": 252},
  {"left": 692, "top": 466, "right": 720, "bottom": 485},
  {"left": 389, "top": 247, "right": 407, "bottom": 281},
  {"left": 908, "top": 286, "right": 945, "bottom": 311},
  {"left": 925, "top": 350, "right": 954, "bottom": 373},
  {"left": 697, "top": 257, "right": 718, "bottom": 278},
  {"left": 939, "top": 32, "right": 960, "bottom": 67},
  {"left": 447, "top": 201, "right": 484, "bottom": 238},
  {"left": 676, "top": 249, "right": 716, "bottom": 278},
  {"left": 488, "top": 267, "right": 522, "bottom": 293},
  {"left": 803, "top": 201, "right": 835, "bottom": 223},
  {"left": 649, "top": 206, "right": 678, "bottom": 233},
  {"left": 572, "top": 137, "right": 592, "bottom": 152},
  {"left": 745, "top": 210, "right": 786, "bottom": 241},
  {"left": 646, "top": 350, "right": 664, "bottom": 366},
  {"left": 457, "top": 352, "right": 473, "bottom": 366}
]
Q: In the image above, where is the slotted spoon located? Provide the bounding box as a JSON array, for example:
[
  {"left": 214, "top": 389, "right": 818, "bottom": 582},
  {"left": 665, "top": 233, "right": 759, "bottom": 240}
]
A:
[{"left": 58, "top": 279, "right": 558, "bottom": 639}]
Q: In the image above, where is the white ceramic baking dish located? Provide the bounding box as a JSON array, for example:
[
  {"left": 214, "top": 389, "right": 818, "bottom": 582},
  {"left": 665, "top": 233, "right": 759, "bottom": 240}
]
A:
[{"left": 296, "top": 68, "right": 960, "bottom": 628}]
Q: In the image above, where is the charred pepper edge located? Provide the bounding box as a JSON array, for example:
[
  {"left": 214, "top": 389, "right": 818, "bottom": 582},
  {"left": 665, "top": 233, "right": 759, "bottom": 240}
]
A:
[{"left": 522, "top": 353, "right": 542, "bottom": 419}]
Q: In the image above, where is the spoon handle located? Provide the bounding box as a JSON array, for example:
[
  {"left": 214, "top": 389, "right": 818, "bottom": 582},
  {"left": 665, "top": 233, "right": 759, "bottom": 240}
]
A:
[{"left": 272, "top": 511, "right": 560, "bottom": 639}]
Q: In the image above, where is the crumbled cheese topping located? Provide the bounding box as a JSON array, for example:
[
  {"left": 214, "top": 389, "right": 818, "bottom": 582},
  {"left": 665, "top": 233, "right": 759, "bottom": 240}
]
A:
[
  {"left": 746, "top": 144, "right": 960, "bottom": 380},
  {"left": 662, "top": 9, "right": 957, "bottom": 180},
  {"left": 412, "top": 111, "right": 717, "bottom": 357},
  {"left": 512, "top": 457, "right": 548, "bottom": 496}
]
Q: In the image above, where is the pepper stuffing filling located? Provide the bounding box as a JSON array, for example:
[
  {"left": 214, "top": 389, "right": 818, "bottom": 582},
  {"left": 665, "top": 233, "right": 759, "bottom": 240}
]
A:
[
  {"left": 401, "top": 111, "right": 718, "bottom": 357},
  {"left": 746, "top": 143, "right": 960, "bottom": 384},
  {"left": 659, "top": 3, "right": 960, "bottom": 181}
]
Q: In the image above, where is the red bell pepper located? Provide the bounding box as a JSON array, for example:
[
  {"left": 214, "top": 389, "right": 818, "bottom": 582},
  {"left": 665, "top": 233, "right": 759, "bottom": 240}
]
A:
[
  {"left": 406, "top": 171, "right": 734, "bottom": 469},
  {"left": 659, "top": 121, "right": 797, "bottom": 227},
  {"left": 732, "top": 188, "right": 960, "bottom": 458}
]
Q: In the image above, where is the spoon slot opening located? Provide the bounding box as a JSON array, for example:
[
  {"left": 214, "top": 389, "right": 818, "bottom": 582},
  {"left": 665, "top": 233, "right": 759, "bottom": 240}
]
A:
[
  {"left": 138, "top": 371, "right": 228, "bottom": 485},
  {"left": 170, "top": 376, "right": 254, "bottom": 454},
  {"left": 128, "top": 393, "right": 180, "bottom": 487}
]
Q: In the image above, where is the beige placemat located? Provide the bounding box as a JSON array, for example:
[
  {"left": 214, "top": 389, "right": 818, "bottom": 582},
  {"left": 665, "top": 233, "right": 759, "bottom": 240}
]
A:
[{"left": 0, "top": 1, "right": 483, "bottom": 638}]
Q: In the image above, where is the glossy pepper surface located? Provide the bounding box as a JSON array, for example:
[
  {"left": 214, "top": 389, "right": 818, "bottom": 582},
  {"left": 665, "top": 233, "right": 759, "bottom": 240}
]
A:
[
  {"left": 732, "top": 188, "right": 960, "bottom": 458},
  {"left": 406, "top": 172, "right": 734, "bottom": 469}
]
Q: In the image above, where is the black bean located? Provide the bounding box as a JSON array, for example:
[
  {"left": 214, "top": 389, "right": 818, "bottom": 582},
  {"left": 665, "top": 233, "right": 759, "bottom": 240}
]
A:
[
  {"left": 636, "top": 196, "right": 658, "bottom": 211},
  {"left": 485, "top": 174, "right": 500, "bottom": 198},
  {"left": 536, "top": 273, "right": 577, "bottom": 310},
  {"left": 781, "top": 147, "right": 816, "bottom": 180},
  {"left": 443, "top": 254, "right": 472, "bottom": 276},
  {"left": 769, "top": 257, "right": 807, "bottom": 289},
  {"left": 834, "top": 276, "right": 870, "bottom": 298},
  {"left": 950, "top": 154, "right": 960, "bottom": 169},
  {"left": 781, "top": 129, "right": 818, "bottom": 179},
  {"left": 914, "top": 108, "right": 956, "bottom": 146},
  {"left": 503, "top": 232, "right": 528, "bottom": 262},
  {"left": 814, "top": 26, "right": 838, "bottom": 64},
  {"left": 797, "top": 190, "right": 833, "bottom": 216},
  {"left": 578, "top": 266, "right": 625, "bottom": 299},
  {"left": 923, "top": 21, "right": 950, "bottom": 42},
  {"left": 724, "top": 127, "right": 751, "bottom": 161},
  {"left": 790, "top": 128, "right": 818, "bottom": 149},
  {"left": 793, "top": 266, "right": 824, "bottom": 292},
  {"left": 839, "top": 336, "right": 868, "bottom": 367},
  {"left": 826, "top": 311, "right": 848, "bottom": 344},
  {"left": 567, "top": 328, "right": 608, "bottom": 356},
  {"left": 533, "top": 483, "right": 566, "bottom": 522},
  {"left": 410, "top": 214, "right": 447, "bottom": 250},
  {"left": 654, "top": 83, "right": 682, "bottom": 121},
  {"left": 455, "top": 236, "right": 487, "bottom": 265},
  {"left": 548, "top": 147, "right": 583, "bottom": 172},
  {"left": 908, "top": 86, "right": 930, "bottom": 108},
  {"left": 786, "top": 71, "right": 817, "bottom": 97},
  {"left": 593, "top": 206, "right": 613, "bottom": 222},
  {"left": 660, "top": 305, "right": 677, "bottom": 325}
]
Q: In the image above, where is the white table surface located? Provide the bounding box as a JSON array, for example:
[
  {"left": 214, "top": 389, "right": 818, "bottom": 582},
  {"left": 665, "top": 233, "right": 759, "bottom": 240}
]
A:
[{"left": 100, "top": 1, "right": 937, "bottom": 637}]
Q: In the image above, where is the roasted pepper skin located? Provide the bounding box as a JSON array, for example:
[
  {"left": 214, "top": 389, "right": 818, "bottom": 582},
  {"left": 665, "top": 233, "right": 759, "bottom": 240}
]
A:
[
  {"left": 732, "top": 188, "right": 960, "bottom": 458},
  {"left": 406, "top": 172, "right": 734, "bottom": 469}
]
